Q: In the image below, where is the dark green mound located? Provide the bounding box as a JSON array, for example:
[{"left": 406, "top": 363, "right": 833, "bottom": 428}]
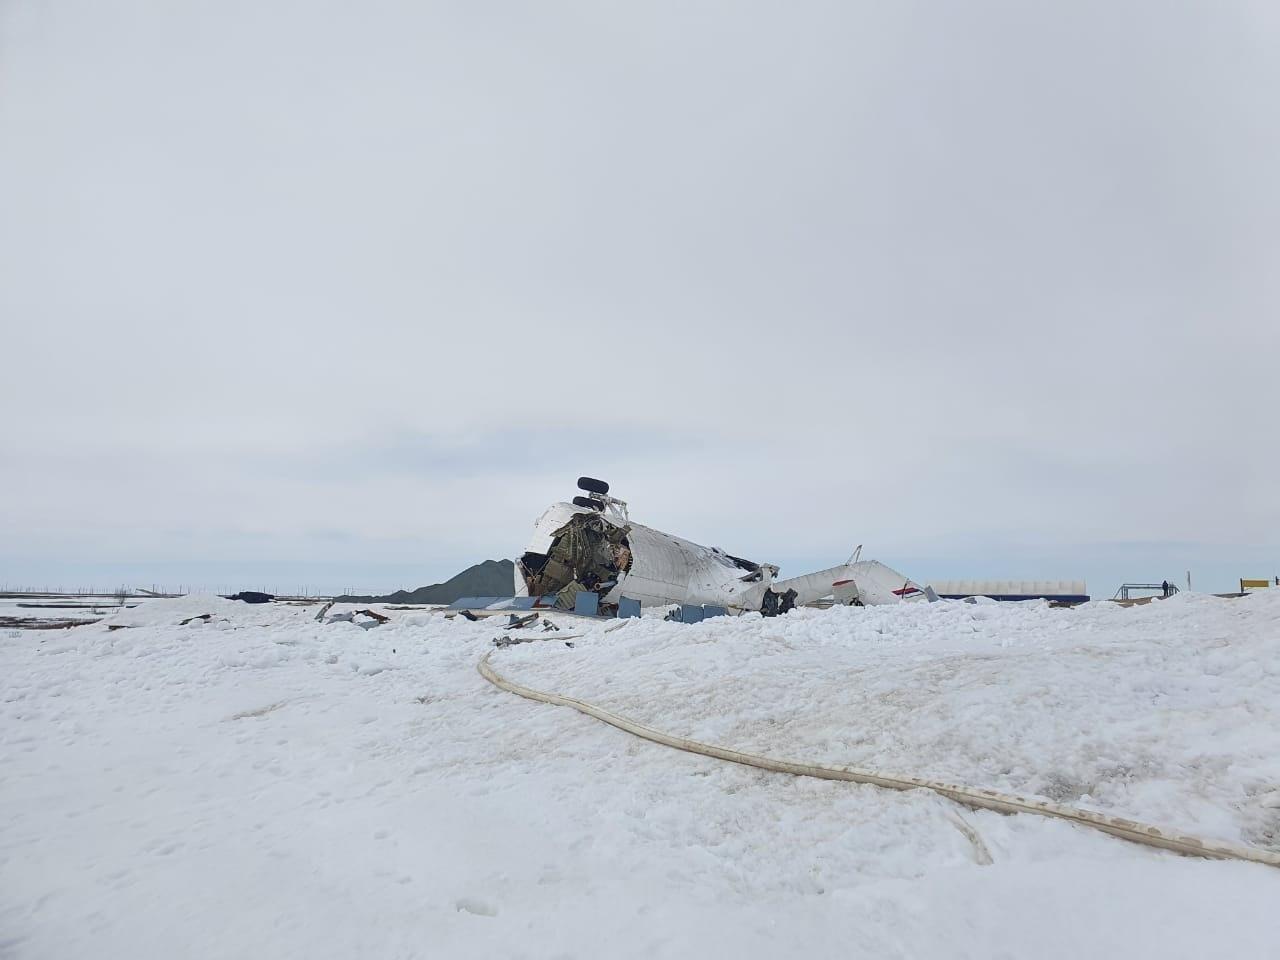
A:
[{"left": 338, "top": 559, "right": 514, "bottom": 604}]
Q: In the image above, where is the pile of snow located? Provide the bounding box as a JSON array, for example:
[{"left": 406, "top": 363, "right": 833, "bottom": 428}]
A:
[
  {"left": 96, "top": 593, "right": 263, "bottom": 628},
  {"left": 3, "top": 593, "right": 1278, "bottom": 958},
  {"left": 504, "top": 592, "right": 1280, "bottom": 850}
]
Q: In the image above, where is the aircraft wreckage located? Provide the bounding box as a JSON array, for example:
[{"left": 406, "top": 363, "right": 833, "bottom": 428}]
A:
[{"left": 515, "top": 478, "right": 933, "bottom": 617}]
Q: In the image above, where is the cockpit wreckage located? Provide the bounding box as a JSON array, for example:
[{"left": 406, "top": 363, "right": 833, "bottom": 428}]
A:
[{"left": 515, "top": 478, "right": 935, "bottom": 618}]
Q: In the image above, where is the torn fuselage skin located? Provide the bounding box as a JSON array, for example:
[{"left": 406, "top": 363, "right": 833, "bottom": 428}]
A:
[
  {"left": 515, "top": 502, "right": 782, "bottom": 615},
  {"left": 514, "top": 490, "right": 932, "bottom": 617},
  {"left": 517, "top": 511, "right": 634, "bottom": 612}
]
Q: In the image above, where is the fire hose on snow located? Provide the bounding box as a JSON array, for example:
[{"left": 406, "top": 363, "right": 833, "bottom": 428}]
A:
[{"left": 478, "top": 652, "right": 1280, "bottom": 870}]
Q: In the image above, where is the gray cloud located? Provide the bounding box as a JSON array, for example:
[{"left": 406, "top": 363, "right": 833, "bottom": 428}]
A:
[{"left": 1, "top": 0, "right": 1275, "bottom": 595}]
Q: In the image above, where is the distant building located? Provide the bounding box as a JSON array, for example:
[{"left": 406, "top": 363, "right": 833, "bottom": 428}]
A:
[{"left": 927, "top": 580, "right": 1089, "bottom": 603}]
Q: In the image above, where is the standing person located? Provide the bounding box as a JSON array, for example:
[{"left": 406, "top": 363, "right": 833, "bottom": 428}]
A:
[{"left": 1161, "top": 580, "right": 1170, "bottom": 598}]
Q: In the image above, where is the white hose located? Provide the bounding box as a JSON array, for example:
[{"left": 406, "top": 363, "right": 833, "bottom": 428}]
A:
[{"left": 478, "top": 652, "right": 1280, "bottom": 869}]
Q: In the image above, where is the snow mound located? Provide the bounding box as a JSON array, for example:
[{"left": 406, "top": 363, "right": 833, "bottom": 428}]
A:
[
  {"left": 100, "top": 593, "right": 258, "bottom": 627},
  {"left": 502, "top": 593, "right": 1280, "bottom": 850},
  {"left": 2, "top": 592, "right": 1278, "bottom": 958}
]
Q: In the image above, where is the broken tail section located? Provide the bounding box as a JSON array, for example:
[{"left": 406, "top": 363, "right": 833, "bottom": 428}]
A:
[{"left": 773, "top": 560, "right": 933, "bottom": 607}]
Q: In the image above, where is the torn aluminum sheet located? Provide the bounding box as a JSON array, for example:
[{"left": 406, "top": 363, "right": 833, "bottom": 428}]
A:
[
  {"left": 323, "top": 607, "right": 389, "bottom": 629},
  {"left": 514, "top": 478, "right": 931, "bottom": 617}
]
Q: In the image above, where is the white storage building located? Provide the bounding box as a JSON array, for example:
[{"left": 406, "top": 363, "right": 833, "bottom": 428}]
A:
[{"left": 928, "top": 580, "right": 1089, "bottom": 603}]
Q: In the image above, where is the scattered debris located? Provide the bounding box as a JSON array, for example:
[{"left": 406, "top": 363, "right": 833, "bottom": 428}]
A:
[
  {"left": 459, "top": 610, "right": 479, "bottom": 622},
  {"left": 320, "top": 607, "right": 389, "bottom": 630},
  {"left": 506, "top": 612, "right": 540, "bottom": 630},
  {"left": 314, "top": 600, "right": 337, "bottom": 622},
  {"left": 227, "top": 591, "right": 275, "bottom": 604},
  {"left": 493, "top": 634, "right": 575, "bottom": 649},
  {"left": 179, "top": 613, "right": 213, "bottom": 626},
  {"left": 760, "top": 588, "right": 798, "bottom": 618},
  {"left": 493, "top": 635, "right": 529, "bottom": 648}
]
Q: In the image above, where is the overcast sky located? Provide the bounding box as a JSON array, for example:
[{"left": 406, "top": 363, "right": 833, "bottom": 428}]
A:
[{"left": 2, "top": 0, "right": 1276, "bottom": 597}]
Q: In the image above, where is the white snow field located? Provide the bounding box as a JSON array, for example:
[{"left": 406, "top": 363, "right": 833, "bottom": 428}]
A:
[{"left": 3, "top": 592, "right": 1279, "bottom": 958}]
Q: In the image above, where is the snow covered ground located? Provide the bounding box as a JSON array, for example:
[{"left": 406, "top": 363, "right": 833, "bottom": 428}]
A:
[
  {"left": 0, "top": 597, "right": 142, "bottom": 626},
  {"left": 3, "top": 593, "right": 1279, "bottom": 958}
]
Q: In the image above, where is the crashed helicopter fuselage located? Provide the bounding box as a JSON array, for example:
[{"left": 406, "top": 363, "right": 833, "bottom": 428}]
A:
[{"left": 514, "top": 479, "right": 929, "bottom": 616}]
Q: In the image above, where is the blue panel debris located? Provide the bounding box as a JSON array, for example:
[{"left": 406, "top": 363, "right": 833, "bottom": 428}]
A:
[
  {"left": 574, "top": 592, "right": 600, "bottom": 617},
  {"left": 702, "top": 605, "right": 728, "bottom": 620},
  {"left": 679, "top": 604, "right": 704, "bottom": 624},
  {"left": 448, "top": 596, "right": 498, "bottom": 610},
  {"left": 618, "top": 597, "right": 642, "bottom": 619}
]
